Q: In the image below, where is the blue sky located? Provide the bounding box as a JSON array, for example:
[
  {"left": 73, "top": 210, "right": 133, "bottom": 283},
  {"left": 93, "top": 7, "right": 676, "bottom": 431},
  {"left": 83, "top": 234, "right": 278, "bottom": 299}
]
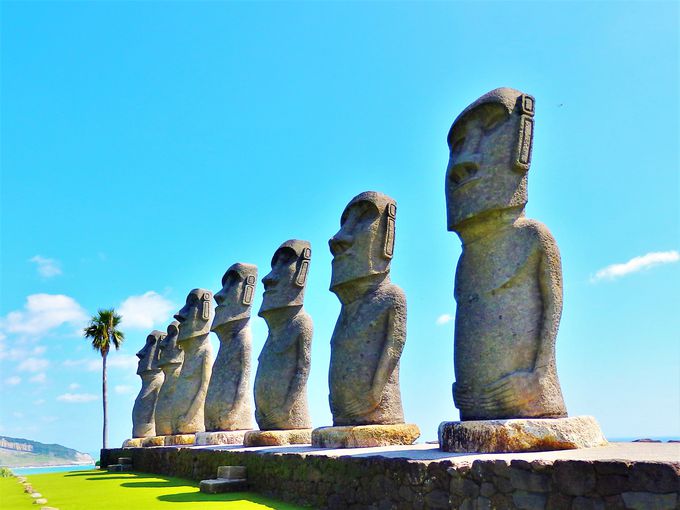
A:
[{"left": 1, "top": 1, "right": 677, "bottom": 456}]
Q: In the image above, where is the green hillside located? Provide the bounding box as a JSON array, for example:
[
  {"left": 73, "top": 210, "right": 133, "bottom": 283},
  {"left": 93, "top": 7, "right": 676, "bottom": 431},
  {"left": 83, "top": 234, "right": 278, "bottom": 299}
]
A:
[{"left": 0, "top": 436, "right": 93, "bottom": 467}]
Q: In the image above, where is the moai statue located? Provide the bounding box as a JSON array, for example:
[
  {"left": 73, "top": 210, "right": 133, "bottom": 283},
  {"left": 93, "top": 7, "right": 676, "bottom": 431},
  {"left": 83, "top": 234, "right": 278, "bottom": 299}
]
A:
[
  {"left": 131, "top": 330, "right": 165, "bottom": 439},
  {"left": 170, "top": 289, "right": 213, "bottom": 442},
  {"left": 198, "top": 263, "right": 257, "bottom": 445},
  {"left": 153, "top": 321, "right": 183, "bottom": 438},
  {"left": 245, "top": 240, "right": 313, "bottom": 446},
  {"left": 312, "top": 191, "right": 420, "bottom": 448},
  {"left": 439, "top": 88, "right": 606, "bottom": 452}
]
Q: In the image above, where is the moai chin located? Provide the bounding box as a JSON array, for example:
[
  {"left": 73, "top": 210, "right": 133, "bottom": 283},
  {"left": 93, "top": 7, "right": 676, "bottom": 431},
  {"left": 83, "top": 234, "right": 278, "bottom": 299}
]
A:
[
  {"left": 445, "top": 87, "right": 567, "bottom": 420},
  {"left": 171, "top": 289, "right": 214, "bottom": 434},
  {"left": 204, "top": 263, "right": 257, "bottom": 432},
  {"left": 253, "top": 240, "right": 313, "bottom": 430},
  {"left": 153, "top": 321, "right": 183, "bottom": 436},
  {"left": 328, "top": 191, "right": 407, "bottom": 426},
  {"left": 131, "top": 330, "right": 165, "bottom": 438}
]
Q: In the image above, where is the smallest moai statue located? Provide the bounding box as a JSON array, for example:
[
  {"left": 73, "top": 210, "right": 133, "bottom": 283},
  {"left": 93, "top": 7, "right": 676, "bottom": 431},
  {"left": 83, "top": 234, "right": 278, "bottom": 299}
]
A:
[
  {"left": 245, "top": 240, "right": 313, "bottom": 446},
  {"left": 131, "top": 330, "right": 165, "bottom": 438},
  {"left": 169, "top": 289, "right": 213, "bottom": 442},
  {"left": 197, "top": 263, "right": 257, "bottom": 446}
]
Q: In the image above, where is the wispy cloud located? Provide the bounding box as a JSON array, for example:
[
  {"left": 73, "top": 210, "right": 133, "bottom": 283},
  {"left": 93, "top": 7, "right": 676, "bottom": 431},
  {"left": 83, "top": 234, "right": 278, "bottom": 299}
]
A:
[
  {"left": 119, "top": 291, "right": 176, "bottom": 330},
  {"left": 29, "top": 373, "right": 47, "bottom": 384},
  {"left": 17, "top": 357, "right": 49, "bottom": 373},
  {"left": 591, "top": 250, "right": 679, "bottom": 282},
  {"left": 5, "top": 376, "right": 21, "bottom": 386},
  {"left": 436, "top": 313, "right": 454, "bottom": 326},
  {"left": 0, "top": 294, "right": 88, "bottom": 338},
  {"left": 57, "top": 393, "right": 98, "bottom": 403},
  {"left": 115, "top": 385, "right": 135, "bottom": 395},
  {"left": 63, "top": 354, "right": 137, "bottom": 372},
  {"left": 29, "top": 255, "right": 62, "bottom": 278},
  {"left": 68, "top": 383, "right": 80, "bottom": 390}
]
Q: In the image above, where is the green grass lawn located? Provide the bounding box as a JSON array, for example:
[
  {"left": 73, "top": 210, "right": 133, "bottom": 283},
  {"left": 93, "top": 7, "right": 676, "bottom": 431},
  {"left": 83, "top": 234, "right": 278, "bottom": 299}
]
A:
[{"left": 0, "top": 470, "right": 310, "bottom": 510}]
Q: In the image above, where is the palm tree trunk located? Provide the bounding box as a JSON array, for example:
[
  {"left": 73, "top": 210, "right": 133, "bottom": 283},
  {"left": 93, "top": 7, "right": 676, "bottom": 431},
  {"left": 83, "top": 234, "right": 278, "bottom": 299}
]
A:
[{"left": 102, "top": 351, "right": 108, "bottom": 450}]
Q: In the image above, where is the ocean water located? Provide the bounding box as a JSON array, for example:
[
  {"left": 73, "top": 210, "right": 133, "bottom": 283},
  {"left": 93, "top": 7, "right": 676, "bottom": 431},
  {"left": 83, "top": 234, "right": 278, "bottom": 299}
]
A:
[{"left": 12, "top": 464, "right": 96, "bottom": 475}]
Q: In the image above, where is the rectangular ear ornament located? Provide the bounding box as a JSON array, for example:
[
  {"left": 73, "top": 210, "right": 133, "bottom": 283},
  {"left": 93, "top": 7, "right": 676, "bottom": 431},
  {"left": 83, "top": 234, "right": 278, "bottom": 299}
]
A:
[
  {"left": 202, "top": 301, "right": 210, "bottom": 320},
  {"left": 515, "top": 115, "right": 534, "bottom": 171},
  {"left": 384, "top": 203, "right": 396, "bottom": 258},
  {"left": 295, "top": 260, "right": 309, "bottom": 286}
]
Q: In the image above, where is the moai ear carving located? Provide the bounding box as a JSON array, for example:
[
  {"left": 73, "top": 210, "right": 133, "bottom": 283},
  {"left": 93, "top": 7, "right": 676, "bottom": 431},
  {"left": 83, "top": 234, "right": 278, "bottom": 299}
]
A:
[
  {"left": 384, "top": 202, "right": 397, "bottom": 259},
  {"left": 202, "top": 292, "right": 212, "bottom": 320},
  {"left": 295, "top": 247, "right": 312, "bottom": 287},
  {"left": 243, "top": 275, "right": 256, "bottom": 305},
  {"left": 514, "top": 94, "right": 535, "bottom": 172}
]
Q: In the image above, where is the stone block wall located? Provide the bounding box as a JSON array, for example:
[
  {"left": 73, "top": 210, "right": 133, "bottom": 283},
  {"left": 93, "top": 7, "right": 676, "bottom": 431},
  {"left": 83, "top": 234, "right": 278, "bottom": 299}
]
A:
[{"left": 101, "top": 447, "right": 680, "bottom": 509}]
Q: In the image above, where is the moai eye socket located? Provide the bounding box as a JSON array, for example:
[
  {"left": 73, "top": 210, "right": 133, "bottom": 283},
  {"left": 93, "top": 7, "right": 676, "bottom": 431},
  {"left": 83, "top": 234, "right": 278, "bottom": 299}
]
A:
[
  {"left": 451, "top": 136, "right": 465, "bottom": 154},
  {"left": 483, "top": 111, "right": 505, "bottom": 132}
]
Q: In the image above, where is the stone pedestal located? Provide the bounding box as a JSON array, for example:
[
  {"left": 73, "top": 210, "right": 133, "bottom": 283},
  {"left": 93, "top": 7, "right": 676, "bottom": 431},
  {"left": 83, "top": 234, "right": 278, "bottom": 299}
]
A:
[
  {"left": 142, "top": 436, "right": 166, "bottom": 447},
  {"left": 312, "top": 424, "right": 421, "bottom": 448},
  {"left": 122, "top": 438, "right": 144, "bottom": 448},
  {"left": 438, "top": 415, "right": 607, "bottom": 453},
  {"left": 194, "top": 430, "right": 250, "bottom": 446},
  {"left": 164, "top": 434, "right": 196, "bottom": 446},
  {"left": 243, "top": 429, "right": 312, "bottom": 446}
]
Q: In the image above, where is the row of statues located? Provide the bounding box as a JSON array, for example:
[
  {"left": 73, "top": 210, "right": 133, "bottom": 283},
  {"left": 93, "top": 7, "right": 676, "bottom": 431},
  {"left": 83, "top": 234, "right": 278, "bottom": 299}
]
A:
[
  {"left": 130, "top": 190, "right": 415, "bottom": 448},
  {"left": 128, "top": 87, "right": 606, "bottom": 452}
]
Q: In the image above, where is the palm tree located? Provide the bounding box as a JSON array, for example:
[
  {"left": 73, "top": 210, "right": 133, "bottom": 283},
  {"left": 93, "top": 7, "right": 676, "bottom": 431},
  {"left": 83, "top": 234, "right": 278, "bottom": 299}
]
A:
[{"left": 83, "top": 308, "right": 125, "bottom": 450}]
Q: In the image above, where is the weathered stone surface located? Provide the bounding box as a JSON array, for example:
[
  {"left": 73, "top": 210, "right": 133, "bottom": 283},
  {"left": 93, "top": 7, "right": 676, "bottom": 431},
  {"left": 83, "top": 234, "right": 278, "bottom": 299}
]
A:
[
  {"left": 154, "top": 321, "right": 183, "bottom": 436},
  {"left": 142, "top": 436, "right": 165, "bottom": 447},
  {"left": 217, "top": 465, "right": 247, "bottom": 479},
  {"left": 439, "top": 416, "right": 607, "bottom": 453},
  {"left": 327, "top": 191, "right": 407, "bottom": 428},
  {"left": 195, "top": 430, "right": 248, "bottom": 446},
  {"left": 205, "top": 263, "right": 257, "bottom": 432},
  {"left": 132, "top": 330, "right": 165, "bottom": 438},
  {"left": 621, "top": 491, "right": 677, "bottom": 510},
  {"left": 199, "top": 478, "right": 248, "bottom": 493},
  {"left": 254, "top": 240, "right": 313, "bottom": 431},
  {"left": 163, "top": 434, "right": 196, "bottom": 446},
  {"left": 172, "top": 289, "right": 214, "bottom": 434},
  {"left": 122, "top": 438, "right": 144, "bottom": 448},
  {"left": 445, "top": 88, "right": 567, "bottom": 421},
  {"left": 312, "top": 424, "right": 420, "bottom": 448},
  {"left": 243, "top": 429, "right": 312, "bottom": 446}
]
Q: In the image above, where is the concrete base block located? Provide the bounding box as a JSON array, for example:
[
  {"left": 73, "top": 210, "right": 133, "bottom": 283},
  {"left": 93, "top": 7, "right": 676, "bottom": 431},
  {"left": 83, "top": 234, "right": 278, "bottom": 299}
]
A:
[
  {"left": 199, "top": 478, "right": 248, "bottom": 493},
  {"left": 142, "top": 436, "right": 165, "bottom": 447},
  {"left": 194, "top": 430, "right": 250, "bottom": 446},
  {"left": 107, "top": 464, "right": 132, "bottom": 472},
  {"left": 122, "top": 438, "right": 144, "bottom": 448},
  {"left": 243, "top": 429, "right": 312, "bottom": 446},
  {"left": 217, "top": 465, "right": 247, "bottom": 480},
  {"left": 312, "top": 423, "right": 421, "bottom": 448},
  {"left": 164, "top": 434, "right": 196, "bottom": 446},
  {"left": 438, "top": 415, "right": 608, "bottom": 453}
]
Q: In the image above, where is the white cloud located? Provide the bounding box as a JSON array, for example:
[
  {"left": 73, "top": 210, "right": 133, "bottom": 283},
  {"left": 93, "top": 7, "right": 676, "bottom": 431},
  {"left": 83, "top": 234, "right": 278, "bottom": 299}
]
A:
[
  {"left": 29, "top": 255, "right": 62, "bottom": 278},
  {"left": 115, "top": 385, "right": 135, "bottom": 395},
  {"left": 12, "top": 412, "right": 24, "bottom": 419},
  {"left": 17, "top": 357, "right": 49, "bottom": 373},
  {"left": 5, "top": 376, "right": 21, "bottom": 386},
  {"left": 0, "top": 294, "right": 88, "bottom": 338},
  {"left": 108, "top": 355, "right": 139, "bottom": 371},
  {"left": 68, "top": 383, "right": 80, "bottom": 390},
  {"left": 119, "top": 291, "right": 176, "bottom": 330},
  {"left": 33, "top": 399, "right": 46, "bottom": 405},
  {"left": 57, "top": 393, "right": 98, "bottom": 403},
  {"left": 29, "top": 373, "right": 46, "bottom": 383},
  {"left": 436, "top": 313, "right": 454, "bottom": 325},
  {"left": 63, "top": 354, "right": 137, "bottom": 372},
  {"left": 591, "top": 250, "right": 679, "bottom": 282}
]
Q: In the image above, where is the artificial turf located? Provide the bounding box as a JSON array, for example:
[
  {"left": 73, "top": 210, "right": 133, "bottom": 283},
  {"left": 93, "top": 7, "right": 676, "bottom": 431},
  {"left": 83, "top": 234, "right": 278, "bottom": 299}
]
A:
[{"left": 0, "top": 470, "right": 310, "bottom": 509}]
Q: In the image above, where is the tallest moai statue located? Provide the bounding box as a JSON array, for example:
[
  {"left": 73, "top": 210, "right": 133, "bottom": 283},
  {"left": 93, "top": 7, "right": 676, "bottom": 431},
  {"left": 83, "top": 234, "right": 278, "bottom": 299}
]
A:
[{"left": 439, "top": 88, "right": 606, "bottom": 452}]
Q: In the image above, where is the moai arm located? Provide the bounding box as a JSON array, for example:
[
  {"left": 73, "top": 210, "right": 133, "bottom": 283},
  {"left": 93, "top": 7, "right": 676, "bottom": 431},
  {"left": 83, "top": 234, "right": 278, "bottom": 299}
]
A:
[
  {"left": 285, "top": 330, "right": 311, "bottom": 414},
  {"left": 535, "top": 229, "right": 563, "bottom": 374},
  {"left": 179, "top": 355, "right": 212, "bottom": 426}
]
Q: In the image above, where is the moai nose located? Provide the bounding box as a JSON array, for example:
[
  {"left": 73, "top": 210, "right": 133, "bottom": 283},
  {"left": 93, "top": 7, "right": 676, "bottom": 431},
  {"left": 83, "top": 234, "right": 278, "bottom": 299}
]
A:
[{"left": 329, "top": 233, "right": 352, "bottom": 256}]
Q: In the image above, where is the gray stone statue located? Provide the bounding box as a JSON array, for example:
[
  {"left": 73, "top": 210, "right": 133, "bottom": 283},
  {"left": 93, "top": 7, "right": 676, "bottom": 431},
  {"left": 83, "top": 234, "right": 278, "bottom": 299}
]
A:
[
  {"left": 253, "top": 240, "right": 313, "bottom": 431},
  {"left": 327, "top": 191, "right": 407, "bottom": 426},
  {"left": 171, "top": 289, "right": 214, "bottom": 435},
  {"left": 131, "top": 330, "right": 165, "bottom": 438},
  {"left": 153, "top": 321, "right": 183, "bottom": 437},
  {"left": 204, "top": 263, "right": 257, "bottom": 432},
  {"left": 445, "top": 87, "right": 567, "bottom": 420}
]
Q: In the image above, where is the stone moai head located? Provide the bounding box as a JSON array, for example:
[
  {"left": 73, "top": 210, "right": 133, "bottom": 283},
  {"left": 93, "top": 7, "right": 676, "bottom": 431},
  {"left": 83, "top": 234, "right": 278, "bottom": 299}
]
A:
[
  {"left": 174, "top": 289, "right": 213, "bottom": 342},
  {"left": 329, "top": 191, "right": 396, "bottom": 291},
  {"left": 445, "top": 87, "right": 535, "bottom": 231},
  {"left": 259, "top": 240, "right": 311, "bottom": 315},
  {"left": 212, "top": 263, "right": 258, "bottom": 329},
  {"left": 136, "top": 330, "right": 165, "bottom": 375},
  {"left": 154, "top": 320, "right": 182, "bottom": 369}
]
